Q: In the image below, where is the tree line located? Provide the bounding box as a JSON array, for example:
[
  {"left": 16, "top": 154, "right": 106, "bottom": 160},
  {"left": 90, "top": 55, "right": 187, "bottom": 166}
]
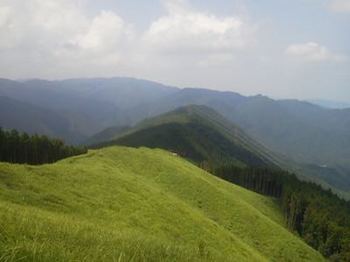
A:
[
  {"left": 0, "top": 128, "right": 87, "bottom": 165},
  {"left": 215, "top": 165, "right": 350, "bottom": 261}
]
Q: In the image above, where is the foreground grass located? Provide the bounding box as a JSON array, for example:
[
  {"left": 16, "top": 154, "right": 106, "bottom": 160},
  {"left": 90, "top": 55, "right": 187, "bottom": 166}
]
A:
[{"left": 0, "top": 146, "right": 323, "bottom": 261}]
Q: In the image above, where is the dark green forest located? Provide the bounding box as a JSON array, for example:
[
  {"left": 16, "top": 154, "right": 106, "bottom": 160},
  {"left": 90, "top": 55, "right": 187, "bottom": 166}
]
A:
[
  {"left": 97, "top": 122, "right": 271, "bottom": 168},
  {"left": 0, "top": 128, "right": 87, "bottom": 165},
  {"left": 215, "top": 165, "right": 350, "bottom": 261}
]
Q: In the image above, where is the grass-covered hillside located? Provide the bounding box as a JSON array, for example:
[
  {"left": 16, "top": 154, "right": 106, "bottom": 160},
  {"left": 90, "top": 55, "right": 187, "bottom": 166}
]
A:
[
  {"left": 0, "top": 146, "right": 323, "bottom": 261},
  {"left": 94, "top": 105, "right": 282, "bottom": 169}
]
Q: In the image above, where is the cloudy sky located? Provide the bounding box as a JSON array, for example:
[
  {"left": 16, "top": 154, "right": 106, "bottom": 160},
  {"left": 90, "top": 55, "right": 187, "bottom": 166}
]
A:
[{"left": 0, "top": 0, "right": 349, "bottom": 101}]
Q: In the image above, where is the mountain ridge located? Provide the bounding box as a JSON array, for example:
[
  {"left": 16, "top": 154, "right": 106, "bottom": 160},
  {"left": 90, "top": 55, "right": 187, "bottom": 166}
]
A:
[{"left": 93, "top": 105, "right": 283, "bottom": 169}]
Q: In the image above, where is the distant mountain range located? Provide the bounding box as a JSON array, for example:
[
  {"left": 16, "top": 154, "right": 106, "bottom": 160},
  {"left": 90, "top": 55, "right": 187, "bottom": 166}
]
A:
[
  {"left": 0, "top": 96, "right": 81, "bottom": 141},
  {"left": 309, "top": 99, "right": 350, "bottom": 109},
  {"left": 1, "top": 77, "right": 349, "bottom": 197},
  {"left": 0, "top": 78, "right": 178, "bottom": 143}
]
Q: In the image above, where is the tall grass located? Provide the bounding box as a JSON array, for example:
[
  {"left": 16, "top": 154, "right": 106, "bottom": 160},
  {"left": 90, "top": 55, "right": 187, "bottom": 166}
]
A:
[{"left": 0, "top": 147, "right": 324, "bottom": 261}]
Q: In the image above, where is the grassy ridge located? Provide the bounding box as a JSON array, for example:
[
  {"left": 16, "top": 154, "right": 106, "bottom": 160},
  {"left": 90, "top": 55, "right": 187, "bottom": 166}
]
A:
[{"left": 0, "top": 147, "right": 323, "bottom": 261}]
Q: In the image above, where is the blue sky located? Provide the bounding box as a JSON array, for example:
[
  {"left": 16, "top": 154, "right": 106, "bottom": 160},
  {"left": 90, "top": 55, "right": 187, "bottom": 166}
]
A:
[{"left": 0, "top": 0, "right": 349, "bottom": 101}]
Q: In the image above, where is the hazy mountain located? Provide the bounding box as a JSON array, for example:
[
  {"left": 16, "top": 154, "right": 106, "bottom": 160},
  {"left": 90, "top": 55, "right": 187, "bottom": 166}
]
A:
[
  {"left": 2, "top": 78, "right": 178, "bottom": 110},
  {"left": 0, "top": 96, "right": 82, "bottom": 142},
  {"left": 55, "top": 77, "right": 179, "bottom": 109},
  {"left": 228, "top": 97, "right": 350, "bottom": 190},
  {"left": 125, "top": 88, "right": 248, "bottom": 124},
  {"left": 309, "top": 99, "right": 350, "bottom": 109},
  {"left": 0, "top": 78, "right": 178, "bottom": 142}
]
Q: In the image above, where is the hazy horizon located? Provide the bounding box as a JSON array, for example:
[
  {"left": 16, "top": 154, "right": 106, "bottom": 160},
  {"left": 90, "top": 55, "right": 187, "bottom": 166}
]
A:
[
  {"left": 2, "top": 75, "right": 350, "bottom": 105},
  {"left": 0, "top": 0, "right": 349, "bottom": 101}
]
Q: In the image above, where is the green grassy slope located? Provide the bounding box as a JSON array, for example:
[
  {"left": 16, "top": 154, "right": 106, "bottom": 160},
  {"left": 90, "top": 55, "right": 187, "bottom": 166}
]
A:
[{"left": 0, "top": 147, "right": 323, "bottom": 261}]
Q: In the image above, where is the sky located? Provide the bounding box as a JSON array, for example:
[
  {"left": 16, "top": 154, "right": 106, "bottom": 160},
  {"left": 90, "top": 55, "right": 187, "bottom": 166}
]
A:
[{"left": 0, "top": 0, "right": 349, "bottom": 101}]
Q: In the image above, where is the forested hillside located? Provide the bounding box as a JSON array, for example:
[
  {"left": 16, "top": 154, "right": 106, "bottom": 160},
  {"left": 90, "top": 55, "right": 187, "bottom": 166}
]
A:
[
  {"left": 94, "top": 106, "right": 280, "bottom": 169},
  {"left": 215, "top": 165, "right": 350, "bottom": 260},
  {"left": 132, "top": 89, "right": 350, "bottom": 195},
  {"left": 0, "top": 96, "right": 82, "bottom": 142},
  {"left": 0, "top": 128, "right": 87, "bottom": 165}
]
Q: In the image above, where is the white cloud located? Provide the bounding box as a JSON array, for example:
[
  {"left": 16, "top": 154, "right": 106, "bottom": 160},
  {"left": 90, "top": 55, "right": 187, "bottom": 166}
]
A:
[
  {"left": 0, "top": 0, "right": 256, "bottom": 78},
  {"left": 0, "top": 5, "right": 11, "bottom": 27},
  {"left": 286, "top": 42, "right": 345, "bottom": 62},
  {"left": 0, "top": 0, "right": 88, "bottom": 49},
  {"left": 72, "top": 11, "right": 130, "bottom": 51},
  {"left": 0, "top": 0, "right": 133, "bottom": 78},
  {"left": 143, "top": 0, "right": 255, "bottom": 56},
  {"left": 329, "top": 0, "right": 350, "bottom": 13}
]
